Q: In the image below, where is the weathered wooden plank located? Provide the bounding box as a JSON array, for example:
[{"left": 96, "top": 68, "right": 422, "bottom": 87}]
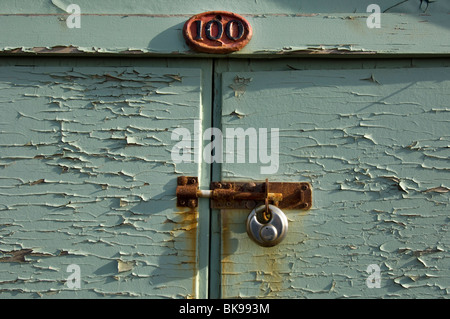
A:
[
  {"left": 0, "top": 61, "right": 212, "bottom": 298},
  {"left": 219, "top": 66, "right": 449, "bottom": 298},
  {"left": 0, "top": 2, "right": 449, "bottom": 56},
  {"left": 0, "top": 0, "right": 447, "bottom": 15}
]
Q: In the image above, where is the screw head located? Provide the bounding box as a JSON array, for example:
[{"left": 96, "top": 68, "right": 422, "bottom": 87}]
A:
[
  {"left": 188, "top": 199, "right": 197, "bottom": 208},
  {"left": 178, "top": 176, "right": 188, "bottom": 186},
  {"left": 245, "top": 200, "right": 256, "bottom": 209},
  {"left": 299, "top": 202, "right": 309, "bottom": 209}
]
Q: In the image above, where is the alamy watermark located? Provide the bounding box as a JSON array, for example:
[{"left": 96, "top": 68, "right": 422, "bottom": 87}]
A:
[
  {"left": 171, "top": 120, "right": 279, "bottom": 174},
  {"left": 366, "top": 264, "right": 381, "bottom": 288},
  {"left": 66, "top": 4, "right": 81, "bottom": 29},
  {"left": 367, "top": 4, "right": 381, "bottom": 29},
  {"left": 66, "top": 264, "right": 81, "bottom": 289},
  {"left": 66, "top": 3, "right": 380, "bottom": 32}
]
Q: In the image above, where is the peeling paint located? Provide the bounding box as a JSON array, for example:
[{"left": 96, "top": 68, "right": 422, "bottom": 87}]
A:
[
  {"left": 1, "top": 9, "right": 449, "bottom": 57},
  {"left": 229, "top": 76, "right": 252, "bottom": 98},
  {"left": 0, "top": 45, "right": 378, "bottom": 57},
  {"left": 50, "top": 0, "right": 70, "bottom": 13},
  {"left": 0, "top": 65, "right": 203, "bottom": 298},
  {"left": 424, "top": 187, "right": 449, "bottom": 193},
  {"left": 220, "top": 67, "right": 449, "bottom": 298},
  {"left": 0, "top": 249, "right": 53, "bottom": 263},
  {"left": 228, "top": 110, "right": 246, "bottom": 119},
  {"left": 117, "top": 260, "right": 134, "bottom": 273}
]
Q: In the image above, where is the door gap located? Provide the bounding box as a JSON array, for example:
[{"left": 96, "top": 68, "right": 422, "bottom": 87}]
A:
[{"left": 207, "top": 58, "right": 223, "bottom": 299}]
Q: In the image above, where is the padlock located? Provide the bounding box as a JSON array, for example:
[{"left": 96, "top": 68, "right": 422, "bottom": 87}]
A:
[{"left": 246, "top": 204, "right": 288, "bottom": 247}]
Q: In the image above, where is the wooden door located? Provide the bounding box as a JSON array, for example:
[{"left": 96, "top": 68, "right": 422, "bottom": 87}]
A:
[
  {"left": 0, "top": 56, "right": 449, "bottom": 300},
  {"left": 214, "top": 59, "right": 450, "bottom": 298},
  {"left": 0, "top": 58, "right": 212, "bottom": 298}
]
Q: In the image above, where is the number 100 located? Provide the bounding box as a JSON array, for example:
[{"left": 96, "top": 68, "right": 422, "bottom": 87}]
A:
[{"left": 194, "top": 19, "right": 245, "bottom": 41}]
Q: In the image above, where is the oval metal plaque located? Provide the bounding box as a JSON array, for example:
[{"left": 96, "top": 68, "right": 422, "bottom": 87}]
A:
[{"left": 183, "top": 11, "right": 252, "bottom": 54}]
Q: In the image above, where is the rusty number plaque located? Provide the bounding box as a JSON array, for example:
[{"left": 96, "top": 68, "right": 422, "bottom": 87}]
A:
[{"left": 183, "top": 11, "right": 253, "bottom": 54}]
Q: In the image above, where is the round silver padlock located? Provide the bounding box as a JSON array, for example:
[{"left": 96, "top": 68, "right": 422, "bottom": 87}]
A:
[{"left": 246, "top": 204, "right": 288, "bottom": 247}]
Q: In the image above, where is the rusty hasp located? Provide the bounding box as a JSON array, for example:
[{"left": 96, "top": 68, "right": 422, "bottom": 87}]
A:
[
  {"left": 176, "top": 176, "right": 312, "bottom": 210},
  {"left": 176, "top": 176, "right": 199, "bottom": 208}
]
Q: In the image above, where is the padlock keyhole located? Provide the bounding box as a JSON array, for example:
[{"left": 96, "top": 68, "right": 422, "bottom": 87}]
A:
[{"left": 260, "top": 225, "right": 278, "bottom": 243}]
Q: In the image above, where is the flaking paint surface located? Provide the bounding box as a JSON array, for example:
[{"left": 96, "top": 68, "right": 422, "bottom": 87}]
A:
[
  {"left": 0, "top": 65, "right": 203, "bottom": 298},
  {"left": 0, "top": 8, "right": 450, "bottom": 57},
  {"left": 2, "top": 0, "right": 448, "bottom": 15},
  {"left": 220, "top": 67, "right": 449, "bottom": 298}
]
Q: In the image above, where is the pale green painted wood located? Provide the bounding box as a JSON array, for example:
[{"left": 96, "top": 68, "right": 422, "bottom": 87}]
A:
[
  {"left": 0, "top": 59, "right": 212, "bottom": 298},
  {"left": 0, "top": 1, "right": 449, "bottom": 299},
  {"left": 0, "top": 0, "right": 448, "bottom": 15},
  {"left": 0, "top": 1, "right": 449, "bottom": 56},
  {"left": 219, "top": 66, "right": 449, "bottom": 298}
]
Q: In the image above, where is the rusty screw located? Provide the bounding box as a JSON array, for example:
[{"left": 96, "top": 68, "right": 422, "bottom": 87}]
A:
[
  {"left": 245, "top": 200, "right": 256, "bottom": 210},
  {"left": 188, "top": 199, "right": 197, "bottom": 208},
  {"left": 244, "top": 182, "right": 256, "bottom": 191},
  {"left": 178, "top": 176, "right": 188, "bottom": 186}
]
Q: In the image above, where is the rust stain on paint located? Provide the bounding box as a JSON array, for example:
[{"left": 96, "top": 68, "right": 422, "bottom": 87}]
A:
[
  {"left": 174, "top": 206, "right": 198, "bottom": 298},
  {"left": 221, "top": 209, "right": 304, "bottom": 298},
  {"left": 258, "top": 246, "right": 283, "bottom": 297}
]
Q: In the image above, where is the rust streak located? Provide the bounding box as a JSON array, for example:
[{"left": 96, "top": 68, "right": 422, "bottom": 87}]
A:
[{"left": 174, "top": 206, "right": 198, "bottom": 298}]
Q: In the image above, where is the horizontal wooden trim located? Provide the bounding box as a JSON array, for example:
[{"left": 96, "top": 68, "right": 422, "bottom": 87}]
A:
[
  {"left": 1, "top": 0, "right": 448, "bottom": 15},
  {"left": 1, "top": 13, "right": 449, "bottom": 57}
]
